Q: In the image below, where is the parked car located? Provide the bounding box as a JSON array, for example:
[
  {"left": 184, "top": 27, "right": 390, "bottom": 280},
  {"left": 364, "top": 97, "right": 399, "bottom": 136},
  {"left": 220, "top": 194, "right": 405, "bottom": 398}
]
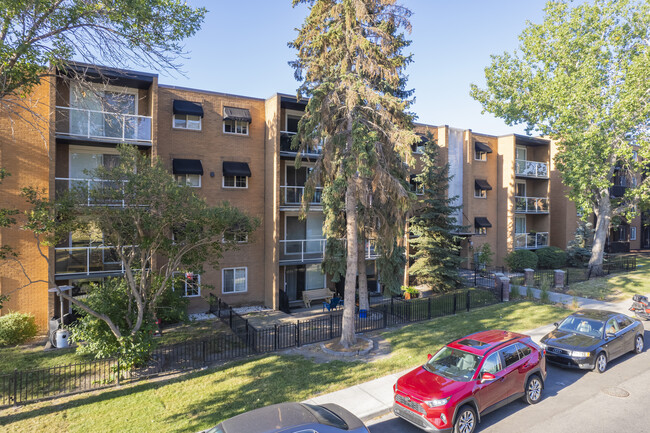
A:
[
  {"left": 393, "top": 330, "right": 546, "bottom": 433},
  {"left": 540, "top": 309, "right": 645, "bottom": 373},
  {"left": 201, "top": 402, "right": 370, "bottom": 433}
]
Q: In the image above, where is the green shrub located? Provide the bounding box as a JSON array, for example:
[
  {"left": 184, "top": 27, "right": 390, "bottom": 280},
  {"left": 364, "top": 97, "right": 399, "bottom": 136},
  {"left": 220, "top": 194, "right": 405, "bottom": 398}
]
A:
[
  {"left": 0, "top": 312, "right": 39, "bottom": 347},
  {"left": 540, "top": 287, "right": 551, "bottom": 304},
  {"left": 535, "top": 247, "right": 567, "bottom": 269},
  {"left": 510, "top": 286, "right": 519, "bottom": 300},
  {"left": 567, "top": 247, "right": 591, "bottom": 268},
  {"left": 155, "top": 276, "right": 190, "bottom": 324},
  {"left": 526, "top": 286, "right": 535, "bottom": 299},
  {"left": 505, "top": 250, "right": 538, "bottom": 272}
]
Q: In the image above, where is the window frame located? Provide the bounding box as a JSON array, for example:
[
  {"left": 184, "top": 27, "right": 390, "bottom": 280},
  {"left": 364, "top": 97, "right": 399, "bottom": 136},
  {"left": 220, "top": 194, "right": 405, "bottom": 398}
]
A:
[
  {"left": 175, "top": 173, "right": 201, "bottom": 188},
  {"left": 474, "top": 187, "right": 487, "bottom": 199},
  {"left": 499, "top": 344, "right": 522, "bottom": 368},
  {"left": 475, "top": 226, "right": 487, "bottom": 236},
  {"left": 223, "top": 231, "right": 249, "bottom": 244},
  {"left": 173, "top": 113, "right": 202, "bottom": 131},
  {"left": 474, "top": 150, "right": 487, "bottom": 161},
  {"left": 172, "top": 272, "right": 201, "bottom": 298},
  {"left": 223, "top": 118, "right": 249, "bottom": 135},
  {"left": 222, "top": 175, "right": 248, "bottom": 189},
  {"left": 631, "top": 227, "right": 637, "bottom": 241},
  {"left": 222, "top": 267, "right": 248, "bottom": 294}
]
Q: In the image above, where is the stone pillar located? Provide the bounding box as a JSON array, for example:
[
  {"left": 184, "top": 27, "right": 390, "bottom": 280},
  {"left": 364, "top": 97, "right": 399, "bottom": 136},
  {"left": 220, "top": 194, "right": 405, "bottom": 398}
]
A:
[
  {"left": 524, "top": 268, "right": 535, "bottom": 287},
  {"left": 500, "top": 277, "right": 510, "bottom": 301},
  {"left": 493, "top": 273, "right": 504, "bottom": 291},
  {"left": 554, "top": 270, "right": 565, "bottom": 289}
]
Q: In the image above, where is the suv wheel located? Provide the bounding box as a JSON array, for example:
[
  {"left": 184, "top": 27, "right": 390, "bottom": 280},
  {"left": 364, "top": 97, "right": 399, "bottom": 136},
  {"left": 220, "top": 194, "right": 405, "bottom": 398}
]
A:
[
  {"left": 595, "top": 352, "right": 607, "bottom": 373},
  {"left": 454, "top": 405, "right": 477, "bottom": 433},
  {"left": 634, "top": 335, "right": 644, "bottom": 354},
  {"left": 524, "top": 375, "right": 542, "bottom": 404}
]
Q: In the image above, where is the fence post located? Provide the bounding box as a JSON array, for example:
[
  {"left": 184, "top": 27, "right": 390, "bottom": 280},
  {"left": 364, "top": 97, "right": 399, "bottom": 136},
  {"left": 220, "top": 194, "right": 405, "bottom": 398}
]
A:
[
  {"left": 474, "top": 268, "right": 478, "bottom": 286},
  {"left": 116, "top": 359, "right": 120, "bottom": 386},
  {"left": 453, "top": 293, "right": 457, "bottom": 314},
  {"left": 391, "top": 296, "right": 394, "bottom": 315},
  {"left": 229, "top": 308, "right": 233, "bottom": 328},
  {"left": 274, "top": 324, "right": 278, "bottom": 351},
  {"left": 329, "top": 314, "right": 333, "bottom": 339},
  {"left": 12, "top": 368, "right": 18, "bottom": 405},
  {"left": 466, "top": 290, "right": 471, "bottom": 312},
  {"left": 295, "top": 321, "right": 300, "bottom": 347},
  {"left": 202, "top": 340, "right": 207, "bottom": 365},
  {"left": 383, "top": 303, "right": 388, "bottom": 328},
  {"left": 427, "top": 297, "right": 432, "bottom": 320}
]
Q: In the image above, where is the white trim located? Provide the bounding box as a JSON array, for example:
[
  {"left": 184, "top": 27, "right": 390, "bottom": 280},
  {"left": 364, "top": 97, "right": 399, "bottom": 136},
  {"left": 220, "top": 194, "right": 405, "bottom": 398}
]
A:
[
  {"left": 284, "top": 109, "right": 304, "bottom": 132},
  {"left": 222, "top": 175, "right": 248, "bottom": 189},
  {"left": 475, "top": 226, "right": 487, "bottom": 235},
  {"left": 175, "top": 173, "right": 201, "bottom": 188},
  {"left": 172, "top": 272, "right": 201, "bottom": 298},
  {"left": 474, "top": 187, "right": 487, "bottom": 199},
  {"left": 223, "top": 113, "right": 250, "bottom": 135},
  {"left": 515, "top": 180, "right": 527, "bottom": 197},
  {"left": 515, "top": 216, "right": 527, "bottom": 234},
  {"left": 222, "top": 267, "right": 248, "bottom": 294},
  {"left": 172, "top": 114, "right": 202, "bottom": 131},
  {"left": 474, "top": 150, "right": 487, "bottom": 161},
  {"left": 515, "top": 146, "right": 527, "bottom": 161}
]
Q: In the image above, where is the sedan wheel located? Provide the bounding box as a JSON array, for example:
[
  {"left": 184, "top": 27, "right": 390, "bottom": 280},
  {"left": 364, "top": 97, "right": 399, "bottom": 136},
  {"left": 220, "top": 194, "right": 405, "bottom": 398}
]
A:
[
  {"left": 595, "top": 352, "right": 607, "bottom": 374},
  {"left": 454, "top": 405, "right": 476, "bottom": 433},
  {"left": 634, "top": 335, "right": 644, "bottom": 354},
  {"left": 524, "top": 375, "right": 542, "bottom": 404}
]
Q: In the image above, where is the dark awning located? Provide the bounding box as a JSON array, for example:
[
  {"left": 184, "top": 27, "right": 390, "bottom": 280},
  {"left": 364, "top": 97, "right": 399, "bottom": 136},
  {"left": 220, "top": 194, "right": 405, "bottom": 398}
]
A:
[
  {"left": 172, "top": 159, "right": 203, "bottom": 175},
  {"left": 475, "top": 141, "right": 493, "bottom": 153},
  {"left": 475, "top": 179, "right": 492, "bottom": 190},
  {"left": 474, "top": 217, "right": 492, "bottom": 228},
  {"left": 173, "top": 100, "right": 204, "bottom": 118},
  {"left": 223, "top": 161, "right": 251, "bottom": 177},
  {"left": 223, "top": 107, "right": 252, "bottom": 123},
  {"left": 416, "top": 133, "right": 430, "bottom": 143}
]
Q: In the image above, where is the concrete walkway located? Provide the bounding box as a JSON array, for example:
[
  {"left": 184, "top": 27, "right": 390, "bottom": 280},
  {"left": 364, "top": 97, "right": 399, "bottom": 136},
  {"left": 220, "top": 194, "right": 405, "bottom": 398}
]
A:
[{"left": 302, "top": 293, "right": 647, "bottom": 422}]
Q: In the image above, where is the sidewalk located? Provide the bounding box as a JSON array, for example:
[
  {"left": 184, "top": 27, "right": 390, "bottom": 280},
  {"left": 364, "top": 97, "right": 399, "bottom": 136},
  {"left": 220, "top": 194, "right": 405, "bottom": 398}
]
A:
[{"left": 302, "top": 292, "right": 647, "bottom": 422}]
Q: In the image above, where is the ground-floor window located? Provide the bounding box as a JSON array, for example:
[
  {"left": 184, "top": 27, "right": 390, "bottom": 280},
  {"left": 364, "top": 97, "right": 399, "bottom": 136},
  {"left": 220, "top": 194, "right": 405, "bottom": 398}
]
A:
[
  {"left": 222, "top": 267, "right": 247, "bottom": 294},
  {"left": 173, "top": 272, "right": 201, "bottom": 297}
]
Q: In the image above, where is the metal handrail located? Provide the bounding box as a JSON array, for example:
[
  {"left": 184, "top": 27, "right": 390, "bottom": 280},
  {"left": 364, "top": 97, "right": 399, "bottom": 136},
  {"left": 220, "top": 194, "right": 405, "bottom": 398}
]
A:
[
  {"left": 56, "top": 105, "right": 152, "bottom": 143},
  {"left": 514, "top": 196, "right": 549, "bottom": 213},
  {"left": 514, "top": 232, "right": 549, "bottom": 249},
  {"left": 55, "top": 177, "right": 127, "bottom": 207},
  {"left": 515, "top": 159, "right": 549, "bottom": 178},
  {"left": 280, "top": 185, "right": 323, "bottom": 205},
  {"left": 280, "top": 131, "right": 322, "bottom": 155},
  {"left": 54, "top": 245, "right": 139, "bottom": 276},
  {"left": 279, "top": 238, "right": 379, "bottom": 262}
]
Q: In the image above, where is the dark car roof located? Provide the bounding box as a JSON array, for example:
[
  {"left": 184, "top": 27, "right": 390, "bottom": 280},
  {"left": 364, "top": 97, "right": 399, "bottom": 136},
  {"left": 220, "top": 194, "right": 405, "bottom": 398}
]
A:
[
  {"left": 220, "top": 403, "right": 315, "bottom": 433},
  {"left": 571, "top": 309, "right": 619, "bottom": 321},
  {"left": 448, "top": 330, "right": 527, "bottom": 355}
]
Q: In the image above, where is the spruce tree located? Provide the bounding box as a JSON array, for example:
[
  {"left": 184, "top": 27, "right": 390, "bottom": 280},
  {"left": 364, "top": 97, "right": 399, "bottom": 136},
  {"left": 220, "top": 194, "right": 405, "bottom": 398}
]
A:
[
  {"left": 409, "top": 137, "right": 464, "bottom": 292},
  {"left": 290, "top": 0, "right": 417, "bottom": 347}
]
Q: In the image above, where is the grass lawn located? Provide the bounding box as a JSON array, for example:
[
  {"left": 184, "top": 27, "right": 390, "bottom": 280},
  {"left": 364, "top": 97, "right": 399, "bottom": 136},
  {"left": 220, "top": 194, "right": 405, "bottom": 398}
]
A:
[
  {"left": 0, "top": 301, "right": 566, "bottom": 433},
  {"left": 565, "top": 255, "right": 650, "bottom": 302}
]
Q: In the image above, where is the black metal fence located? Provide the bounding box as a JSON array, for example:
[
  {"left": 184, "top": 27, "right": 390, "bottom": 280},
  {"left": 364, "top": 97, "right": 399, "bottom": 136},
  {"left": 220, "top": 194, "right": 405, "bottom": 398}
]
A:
[{"left": 1, "top": 288, "right": 503, "bottom": 407}]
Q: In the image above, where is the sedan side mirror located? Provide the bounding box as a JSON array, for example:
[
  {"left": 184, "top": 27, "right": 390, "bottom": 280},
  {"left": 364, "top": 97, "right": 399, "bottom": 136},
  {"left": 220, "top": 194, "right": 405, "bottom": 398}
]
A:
[
  {"left": 480, "top": 372, "right": 496, "bottom": 383},
  {"left": 606, "top": 333, "right": 616, "bottom": 339},
  {"left": 553, "top": 322, "right": 559, "bottom": 328},
  {"left": 427, "top": 353, "right": 433, "bottom": 361}
]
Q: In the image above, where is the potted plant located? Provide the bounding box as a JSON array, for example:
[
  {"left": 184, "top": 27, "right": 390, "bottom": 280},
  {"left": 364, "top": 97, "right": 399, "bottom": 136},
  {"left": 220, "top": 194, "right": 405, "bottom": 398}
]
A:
[{"left": 401, "top": 286, "right": 419, "bottom": 300}]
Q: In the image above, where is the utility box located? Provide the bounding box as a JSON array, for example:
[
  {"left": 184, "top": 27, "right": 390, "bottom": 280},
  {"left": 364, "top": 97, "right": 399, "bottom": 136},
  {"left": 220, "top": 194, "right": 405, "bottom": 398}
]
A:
[{"left": 55, "top": 329, "right": 70, "bottom": 349}]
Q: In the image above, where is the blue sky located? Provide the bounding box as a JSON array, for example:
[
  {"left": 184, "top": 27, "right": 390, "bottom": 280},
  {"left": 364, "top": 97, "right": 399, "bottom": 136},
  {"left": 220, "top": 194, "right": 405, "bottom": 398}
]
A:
[{"left": 157, "top": 0, "right": 549, "bottom": 136}]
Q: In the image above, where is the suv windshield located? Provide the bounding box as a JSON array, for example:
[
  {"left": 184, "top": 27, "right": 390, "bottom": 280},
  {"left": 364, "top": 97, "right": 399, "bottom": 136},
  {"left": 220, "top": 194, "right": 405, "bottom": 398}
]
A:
[
  {"left": 423, "top": 346, "right": 482, "bottom": 381},
  {"left": 558, "top": 316, "right": 604, "bottom": 338}
]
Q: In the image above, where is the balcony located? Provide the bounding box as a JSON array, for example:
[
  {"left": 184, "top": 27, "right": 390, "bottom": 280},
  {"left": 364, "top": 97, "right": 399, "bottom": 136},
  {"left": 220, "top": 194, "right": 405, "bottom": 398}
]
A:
[
  {"left": 55, "top": 245, "right": 137, "bottom": 278},
  {"left": 280, "top": 131, "right": 322, "bottom": 157},
  {"left": 281, "top": 186, "right": 323, "bottom": 207},
  {"left": 56, "top": 106, "right": 152, "bottom": 144},
  {"left": 55, "top": 178, "right": 127, "bottom": 207},
  {"left": 515, "top": 160, "right": 548, "bottom": 179},
  {"left": 514, "top": 232, "right": 549, "bottom": 250},
  {"left": 279, "top": 239, "right": 379, "bottom": 264},
  {"left": 515, "top": 196, "right": 549, "bottom": 214}
]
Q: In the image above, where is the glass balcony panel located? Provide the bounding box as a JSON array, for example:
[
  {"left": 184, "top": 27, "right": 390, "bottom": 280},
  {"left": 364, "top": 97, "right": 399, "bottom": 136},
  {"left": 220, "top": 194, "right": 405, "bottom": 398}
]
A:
[
  {"left": 515, "top": 197, "right": 526, "bottom": 212},
  {"left": 527, "top": 234, "right": 537, "bottom": 248},
  {"left": 56, "top": 106, "right": 152, "bottom": 143},
  {"left": 537, "top": 232, "right": 549, "bottom": 247}
]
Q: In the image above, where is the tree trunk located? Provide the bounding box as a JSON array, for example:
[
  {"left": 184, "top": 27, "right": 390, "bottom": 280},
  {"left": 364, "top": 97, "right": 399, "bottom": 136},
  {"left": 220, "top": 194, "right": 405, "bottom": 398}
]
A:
[
  {"left": 358, "top": 237, "right": 369, "bottom": 311},
  {"left": 403, "top": 220, "right": 410, "bottom": 288},
  {"left": 589, "top": 195, "right": 611, "bottom": 277},
  {"left": 341, "top": 180, "right": 358, "bottom": 348}
]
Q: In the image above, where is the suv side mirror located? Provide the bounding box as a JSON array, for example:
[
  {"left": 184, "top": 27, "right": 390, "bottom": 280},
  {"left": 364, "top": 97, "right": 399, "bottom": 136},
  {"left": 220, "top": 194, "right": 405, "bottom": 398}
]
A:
[
  {"left": 427, "top": 354, "right": 433, "bottom": 361},
  {"left": 480, "top": 372, "right": 496, "bottom": 383}
]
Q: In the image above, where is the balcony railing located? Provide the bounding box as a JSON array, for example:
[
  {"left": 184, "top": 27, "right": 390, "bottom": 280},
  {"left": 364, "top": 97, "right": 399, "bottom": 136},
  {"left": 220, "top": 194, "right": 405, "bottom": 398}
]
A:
[
  {"left": 515, "top": 160, "right": 548, "bottom": 178},
  {"left": 515, "top": 196, "right": 549, "bottom": 213},
  {"left": 514, "top": 232, "right": 549, "bottom": 250},
  {"left": 281, "top": 186, "right": 323, "bottom": 206},
  {"left": 55, "top": 178, "right": 127, "bottom": 207},
  {"left": 279, "top": 239, "right": 379, "bottom": 264},
  {"left": 55, "top": 245, "right": 137, "bottom": 276},
  {"left": 280, "top": 131, "right": 322, "bottom": 156},
  {"left": 56, "top": 106, "right": 152, "bottom": 144}
]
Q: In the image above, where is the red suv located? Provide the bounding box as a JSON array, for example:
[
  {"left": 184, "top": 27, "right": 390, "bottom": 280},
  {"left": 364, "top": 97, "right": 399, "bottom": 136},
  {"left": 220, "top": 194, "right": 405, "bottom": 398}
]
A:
[{"left": 393, "top": 330, "right": 546, "bottom": 433}]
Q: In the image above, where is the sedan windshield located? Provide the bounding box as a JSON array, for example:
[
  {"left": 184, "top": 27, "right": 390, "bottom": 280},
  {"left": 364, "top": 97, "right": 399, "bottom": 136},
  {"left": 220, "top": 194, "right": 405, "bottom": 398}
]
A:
[
  {"left": 423, "top": 346, "right": 482, "bottom": 381},
  {"left": 558, "top": 316, "right": 604, "bottom": 338}
]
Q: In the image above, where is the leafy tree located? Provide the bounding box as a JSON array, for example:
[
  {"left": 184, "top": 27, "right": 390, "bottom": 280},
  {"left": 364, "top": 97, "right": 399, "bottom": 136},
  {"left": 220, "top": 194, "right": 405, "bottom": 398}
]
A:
[
  {"left": 0, "top": 0, "right": 205, "bottom": 118},
  {"left": 409, "top": 138, "right": 464, "bottom": 292},
  {"left": 471, "top": 0, "right": 650, "bottom": 275},
  {"left": 477, "top": 243, "right": 494, "bottom": 269},
  {"left": 290, "top": 0, "right": 417, "bottom": 347},
  {"left": 21, "top": 145, "right": 257, "bottom": 360}
]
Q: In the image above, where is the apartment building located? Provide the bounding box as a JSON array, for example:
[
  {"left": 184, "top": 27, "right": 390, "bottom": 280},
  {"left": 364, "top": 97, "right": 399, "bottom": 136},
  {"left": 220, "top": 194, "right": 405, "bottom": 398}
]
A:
[{"left": 0, "top": 63, "right": 643, "bottom": 328}]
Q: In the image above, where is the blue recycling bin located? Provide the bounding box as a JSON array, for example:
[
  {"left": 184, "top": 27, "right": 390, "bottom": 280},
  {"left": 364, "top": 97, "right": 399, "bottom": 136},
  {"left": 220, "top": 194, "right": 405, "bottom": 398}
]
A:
[{"left": 359, "top": 309, "right": 368, "bottom": 318}]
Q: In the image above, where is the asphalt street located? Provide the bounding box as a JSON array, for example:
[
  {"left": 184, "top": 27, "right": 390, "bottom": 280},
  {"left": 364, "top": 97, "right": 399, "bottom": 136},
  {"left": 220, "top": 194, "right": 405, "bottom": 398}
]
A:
[{"left": 367, "top": 322, "right": 650, "bottom": 433}]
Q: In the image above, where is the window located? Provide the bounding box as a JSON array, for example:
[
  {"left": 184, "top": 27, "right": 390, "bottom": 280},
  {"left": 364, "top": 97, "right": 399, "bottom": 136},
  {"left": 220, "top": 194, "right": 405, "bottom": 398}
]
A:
[
  {"left": 475, "top": 227, "right": 487, "bottom": 235},
  {"left": 605, "top": 318, "right": 620, "bottom": 335},
  {"left": 474, "top": 187, "right": 487, "bottom": 198},
  {"left": 516, "top": 146, "right": 527, "bottom": 161},
  {"left": 480, "top": 352, "right": 503, "bottom": 375},
  {"left": 515, "top": 342, "right": 532, "bottom": 359},
  {"left": 515, "top": 216, "right": 527, "bottom": 234},
  {"left": 474, "top": 150, "right": 487, "bottom": 161},
  {"left": 616, "top": 315, "right": 633, "bottom": 329},
  {"left": 409, "top": 176, "right": 424, "bottom": 195},
  {"left": 223, "top": 230, "right": 248, "bottom": 243},
  {"left": 631, "top": 227, "right": 637, "bottom": 241},
  {"left": 500, "top": 344, "right": 521, "bottom": 368},
  {"left": 224, "top": 119, "right": 248, "bottom": 135},
  {"left": 173, "top": 272, "right": 201, "bottom": 297},
  {"left": 223, "top": 175, "right": 248, "bottom": 188},
  {"left": 223, "top": 267, "right": 247, "bottom": 294},
  {"left": 175, "top": 174, "right": 201, "bottom": 187},
  {"left": 173, "top": 114, "right": 201, "bottom": 130},
  {"left": 516, "top": 181, "right": 526, "bottom": 197}
]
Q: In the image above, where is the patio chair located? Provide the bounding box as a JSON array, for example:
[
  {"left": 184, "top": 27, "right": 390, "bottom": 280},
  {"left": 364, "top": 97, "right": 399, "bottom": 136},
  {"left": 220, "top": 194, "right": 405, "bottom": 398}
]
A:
[{"left": 323, "top": 296, "right": 343, "bottom": 312}]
